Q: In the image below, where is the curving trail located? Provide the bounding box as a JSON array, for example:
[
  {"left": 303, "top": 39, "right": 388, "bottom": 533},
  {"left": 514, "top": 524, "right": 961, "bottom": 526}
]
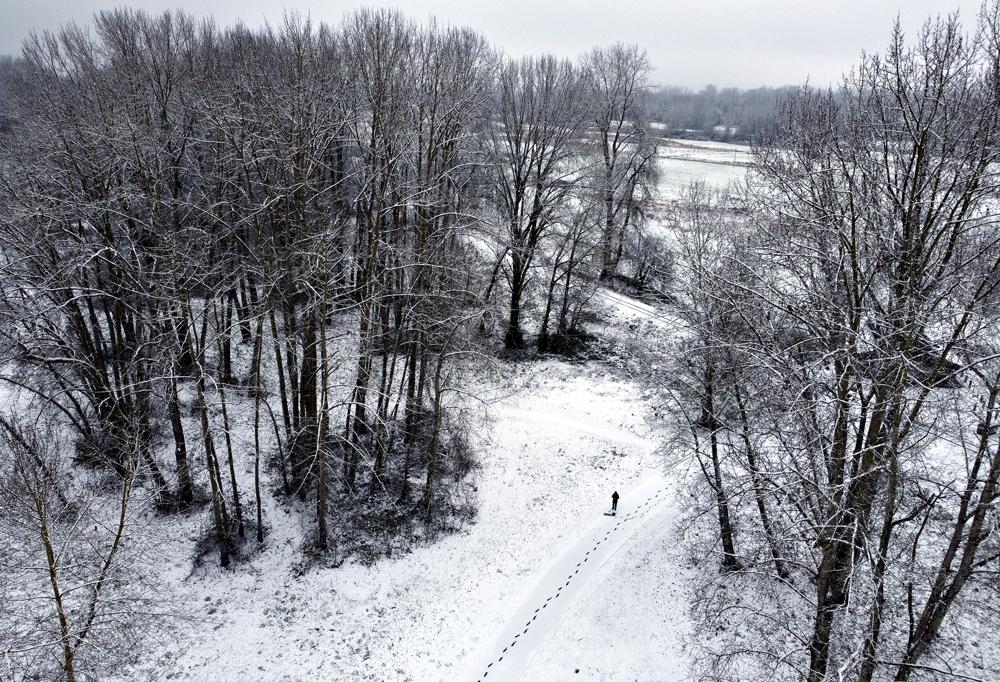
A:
[
  {"left": 462, "top": 287, "right": 679, "bottom": 681},
  {"left": 462, "top": 472, "right": 671, "bottom": 682}
]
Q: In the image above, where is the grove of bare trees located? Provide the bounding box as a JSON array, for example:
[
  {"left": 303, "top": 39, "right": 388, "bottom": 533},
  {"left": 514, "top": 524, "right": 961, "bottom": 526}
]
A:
[
  {"left": 663, "top": 5, "right": 1000, "bottom": 681},
  {"left": 0, "top": 8, "right": 658, "bottom": 679},
  {"left": 5, "top": 2, "right": 998, "bottom": 680}
]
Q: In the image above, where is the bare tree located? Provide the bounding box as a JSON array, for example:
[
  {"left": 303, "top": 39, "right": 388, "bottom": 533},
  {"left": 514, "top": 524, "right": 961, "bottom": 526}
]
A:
[
  {"left": 680, "top": 7, "right": 1000, "bottom": 680},
  {"left": 583, "top": 43, "right": 658, "bottom": 280},
  {"left": 485, "top": 54, "right": 587, "bottom": 349},
  {"left": 0, "top": 416, "right": 157, "bottom": 681}
]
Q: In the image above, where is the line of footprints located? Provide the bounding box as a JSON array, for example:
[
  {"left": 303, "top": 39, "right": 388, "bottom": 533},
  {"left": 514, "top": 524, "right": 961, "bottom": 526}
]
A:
[{"left": 478, "top": 487, "right": 667, "bottom": 680}]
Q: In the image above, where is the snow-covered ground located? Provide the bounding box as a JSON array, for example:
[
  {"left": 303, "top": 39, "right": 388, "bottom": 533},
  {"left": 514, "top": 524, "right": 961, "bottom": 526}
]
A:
[
  {"left": 659, "top": 138, "right": 752, "bottom": 165},
  {"left": 655, "top": 138, "right": 749, "bottom": 200},
  {"left": 519, "top": 493, "right": 691, "bottom": 681},
  {"left": 123, "top": 324, "right": 693, "bottom": 681},
  {"left": 463, "top": 471, "right": 691, "bottom": 682}
]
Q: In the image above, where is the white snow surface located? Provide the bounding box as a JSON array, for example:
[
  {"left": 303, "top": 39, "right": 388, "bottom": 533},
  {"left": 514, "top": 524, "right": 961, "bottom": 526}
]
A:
[
  {"left": 125, "top": 350, "right": 692, "bottom": 681},
  {"left": 462, "top": 471, "right": 691, "bottom": 682},
  {"left": 655, "top": 138, "right": 750, "bottom": 200}
]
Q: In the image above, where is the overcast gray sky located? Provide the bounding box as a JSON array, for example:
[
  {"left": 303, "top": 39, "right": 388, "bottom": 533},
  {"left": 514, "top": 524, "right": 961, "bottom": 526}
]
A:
[{"left": 0, "top": 0, "right": 985, "bottom": 88}]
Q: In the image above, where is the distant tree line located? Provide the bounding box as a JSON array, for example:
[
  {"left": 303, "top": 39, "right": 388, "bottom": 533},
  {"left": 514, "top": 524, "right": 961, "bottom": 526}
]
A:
[
  {"left": 0, "top": 55, "right": 25, "bottom": 133},
  {"left": 642, "top": 83, "right": 795, "bottom": 142}
]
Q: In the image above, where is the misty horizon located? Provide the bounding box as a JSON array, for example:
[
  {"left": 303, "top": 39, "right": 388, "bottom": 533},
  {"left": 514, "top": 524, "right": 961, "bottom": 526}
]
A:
[{"left": 0, "top": 0, "right": 987, "bottom": 89}]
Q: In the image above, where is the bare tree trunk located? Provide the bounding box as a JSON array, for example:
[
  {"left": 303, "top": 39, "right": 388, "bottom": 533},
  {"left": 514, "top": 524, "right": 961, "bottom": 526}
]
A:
[
  {"left": 252, "top": 315, "right": 265, "bottom": 543},
  {"left": 35, "top": 493, "right": 76, "bottom": 682},
  {"left": 734, "top": 383, "right": 787, "bottom": 579},
  {"left": 195, "top": 371, "right": 230, "bottom": 568},
  {"left": 168, "top": 376, "right": 194, "bottom": 506},
  {"left": 505, "top": 251, "right": 527, "bottom": 350},
  {"left": 316, "top": 299, "right": 330, "bottom": 551},
  {"left": 216, "top": 378, "right": 244, "bottom": 538},
  {"left": 701, "top": 361, "right": 740, "bottom": 570}
]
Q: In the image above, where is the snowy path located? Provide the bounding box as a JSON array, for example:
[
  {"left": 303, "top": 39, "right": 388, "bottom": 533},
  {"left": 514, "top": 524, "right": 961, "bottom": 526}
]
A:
[
  {"left": 600, "top": 289, "right": 658, "bottom": 319},
  {"left": 458, "top": 291, "right": 681, "bottom": 681},
  {"left": 599, "top": 288, "right": 681, "bottom": 330},
  {"left": 462, "top": 471, "right": 672, "bottom": 682}
]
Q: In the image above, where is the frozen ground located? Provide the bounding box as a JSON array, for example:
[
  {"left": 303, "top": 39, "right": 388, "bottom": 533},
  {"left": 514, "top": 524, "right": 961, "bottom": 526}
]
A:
[
  {"left": 519, "top": 491, "right": 691, "bottom": 681},
  {"left": 463, "top": 471, "right": 691, "bottom": 682},
  {"left": 655, "top": 138, "right": 750, "bottom": 200},
  {"left": 123, "top": 299, "right": 693, "bottom": 681}
]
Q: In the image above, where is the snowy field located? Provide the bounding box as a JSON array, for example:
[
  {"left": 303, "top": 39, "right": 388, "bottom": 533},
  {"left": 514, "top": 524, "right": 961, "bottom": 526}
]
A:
[
  {"left": 655, "top": 138, "right": 750, "bottom": 200},
  {"left": 6, "top": 5, "right": 997, "bottom": 681}
]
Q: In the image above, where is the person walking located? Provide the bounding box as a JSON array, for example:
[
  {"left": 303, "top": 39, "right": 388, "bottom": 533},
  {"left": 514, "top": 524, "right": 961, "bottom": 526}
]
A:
[{"left": 611, "top": 490, "right": 620, "bottom": 513}]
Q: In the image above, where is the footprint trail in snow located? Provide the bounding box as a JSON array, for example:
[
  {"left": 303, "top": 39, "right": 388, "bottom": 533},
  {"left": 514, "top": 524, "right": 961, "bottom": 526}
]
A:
[{"left": 465, "top": 473, "right": 671, "bottom": 682}]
